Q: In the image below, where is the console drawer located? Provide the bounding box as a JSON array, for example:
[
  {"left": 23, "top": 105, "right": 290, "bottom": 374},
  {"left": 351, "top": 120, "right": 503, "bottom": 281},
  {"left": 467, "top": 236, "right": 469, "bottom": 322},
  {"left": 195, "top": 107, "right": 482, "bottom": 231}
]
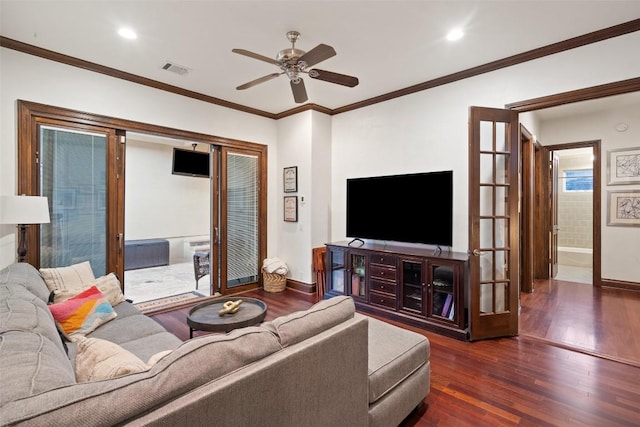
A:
[
  {"left": 370, "top": 265, "right": 396, "bottom": 281},
  {"left": 370, "top": 254, "right": 396, "bottom": 266},
  {"left": 370, "top": 279, "right": 396, "bottom": 295},
  {"left": 369, "top": 291, "right": 396, "bottom": 309}
]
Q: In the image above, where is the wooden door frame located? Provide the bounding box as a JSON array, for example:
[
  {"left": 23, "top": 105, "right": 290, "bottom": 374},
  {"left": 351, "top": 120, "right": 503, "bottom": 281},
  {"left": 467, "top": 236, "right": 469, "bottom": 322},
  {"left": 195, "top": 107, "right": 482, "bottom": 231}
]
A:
[
  {"left": 17, "top": 100, "right": 268, "bottom": 294},
  {"left": 542, "top": 141, "right": 602, "bottom": 287},
  {"left": 507, "top": 79, "right": 639, "bottom": 289},
  {"left": 519, "top": 126, "right": 536, "bottom": 293}
]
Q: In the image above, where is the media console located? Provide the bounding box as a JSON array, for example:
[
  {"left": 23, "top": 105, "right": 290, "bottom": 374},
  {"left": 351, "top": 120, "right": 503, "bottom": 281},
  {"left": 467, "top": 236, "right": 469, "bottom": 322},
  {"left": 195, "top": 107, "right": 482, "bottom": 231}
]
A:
[{"left": 324, "top": 241, "right": 469, "bottom": 340}]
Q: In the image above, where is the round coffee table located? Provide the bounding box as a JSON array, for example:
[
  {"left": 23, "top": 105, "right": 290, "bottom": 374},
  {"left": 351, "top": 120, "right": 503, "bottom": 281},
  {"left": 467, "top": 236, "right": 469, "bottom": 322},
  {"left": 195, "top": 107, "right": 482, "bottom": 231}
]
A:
[{"left": 186, "top": 297, "right": 268, "bottom": 338}]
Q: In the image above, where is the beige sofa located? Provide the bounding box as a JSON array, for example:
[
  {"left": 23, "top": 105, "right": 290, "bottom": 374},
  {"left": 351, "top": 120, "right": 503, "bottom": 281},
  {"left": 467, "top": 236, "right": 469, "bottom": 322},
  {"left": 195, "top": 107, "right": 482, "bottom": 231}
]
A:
[{"left": 0, "top": 262, "right": 430, "bottom": 426}]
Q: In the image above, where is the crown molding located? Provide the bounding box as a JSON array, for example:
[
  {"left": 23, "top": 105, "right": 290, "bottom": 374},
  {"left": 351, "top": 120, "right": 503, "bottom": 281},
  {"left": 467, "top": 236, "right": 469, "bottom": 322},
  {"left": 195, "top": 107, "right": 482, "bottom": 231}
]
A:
[{"left": 2, "top": 18, "right": 639, "bottom": 119}]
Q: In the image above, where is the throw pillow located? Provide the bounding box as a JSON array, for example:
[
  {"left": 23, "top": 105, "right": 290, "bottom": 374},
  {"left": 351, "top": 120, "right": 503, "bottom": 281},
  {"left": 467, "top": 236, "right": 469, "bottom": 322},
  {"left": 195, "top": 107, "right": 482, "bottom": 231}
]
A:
[
  {"left": 40, "top": 261, "right": 96, "bottom": 293},
  {"left": 48, "top": 286, "right": 117, "bottom": 341},
  {"left": 75, "top": 337, "right": 148, "bottom": 382},
  {"left": 53, "top": 273, "right": 126, "bottom": 307}
]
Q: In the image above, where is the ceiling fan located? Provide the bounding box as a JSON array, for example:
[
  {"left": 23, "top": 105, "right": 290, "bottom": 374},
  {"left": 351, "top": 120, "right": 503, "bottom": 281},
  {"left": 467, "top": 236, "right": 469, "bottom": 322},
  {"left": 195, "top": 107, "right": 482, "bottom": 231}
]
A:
[{"left": 232, "top": 31, "right": 359, "bottom": 103}]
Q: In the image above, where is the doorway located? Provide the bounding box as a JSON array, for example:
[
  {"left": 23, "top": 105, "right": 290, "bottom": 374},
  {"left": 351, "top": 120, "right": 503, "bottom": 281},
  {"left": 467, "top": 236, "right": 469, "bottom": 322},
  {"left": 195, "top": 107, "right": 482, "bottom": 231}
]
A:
[
  {"left": 520, "top": 137, "right": 601, "bottom": 292},
  {"left": 552, "top": 147, "right": 594, "bottom": 284}
]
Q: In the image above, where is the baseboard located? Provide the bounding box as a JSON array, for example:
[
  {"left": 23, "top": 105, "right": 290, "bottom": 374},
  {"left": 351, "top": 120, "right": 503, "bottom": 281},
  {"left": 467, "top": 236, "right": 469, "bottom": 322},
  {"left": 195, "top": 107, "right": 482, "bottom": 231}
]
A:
[
  {"left": 285, "top": 278, "right": 316, "bottom": 296},
  {"left": 601, "top": 278, "right": 640, "bottom": 292}
]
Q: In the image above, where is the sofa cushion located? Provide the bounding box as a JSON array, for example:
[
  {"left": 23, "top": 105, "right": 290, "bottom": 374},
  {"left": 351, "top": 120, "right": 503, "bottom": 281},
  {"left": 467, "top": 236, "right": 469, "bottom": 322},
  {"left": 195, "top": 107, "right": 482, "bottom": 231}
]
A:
[
  {"left": 0, "top": 262, "right": 51, "bottom": 303},
  {"left": 358, "top": 313, "right": 430, "bottom": 404},
  {"left": 0, "top": 283, "right": 69, "bottom": 356},
  {"left": 0, "top": 330, "right": 77, "bottom": 406},
  {"left": 53, "top": 272, "right": 126, "bottom": 307},
  {"left": 263, "top": 295, "right": 355, "bottom": 347},
  {"left": 75, "top": 337, "right": 149, "bottom": 382},
  {"left": 39, "top": 261, "right": 95, "bottom": 293},
  {"left": 48, "top": 286, "right": 117, "bottom": 341}
]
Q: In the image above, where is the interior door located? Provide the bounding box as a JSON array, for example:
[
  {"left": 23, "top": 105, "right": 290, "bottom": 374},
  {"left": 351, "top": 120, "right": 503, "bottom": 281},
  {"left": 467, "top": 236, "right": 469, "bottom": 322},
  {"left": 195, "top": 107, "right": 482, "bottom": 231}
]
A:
[
  {"left": 550, "top": 151, "right": 559, "bottom": 278},
  {"left": 468, "top": 106, "right": 520, "bottom": 340}
]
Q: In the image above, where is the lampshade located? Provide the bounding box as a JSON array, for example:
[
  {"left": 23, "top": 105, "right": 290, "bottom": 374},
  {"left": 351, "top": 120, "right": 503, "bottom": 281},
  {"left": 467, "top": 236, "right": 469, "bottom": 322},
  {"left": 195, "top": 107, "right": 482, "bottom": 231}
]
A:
[{"left": 0, "top": 195, "right": 51, "bottom": 225}]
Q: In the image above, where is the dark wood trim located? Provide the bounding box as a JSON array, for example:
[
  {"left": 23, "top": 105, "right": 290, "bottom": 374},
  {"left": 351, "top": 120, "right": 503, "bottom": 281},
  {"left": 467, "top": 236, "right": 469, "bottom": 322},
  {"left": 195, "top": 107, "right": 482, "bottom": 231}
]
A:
[
  {"left": 519, "top": 125, "right": 535, "bottom": 293},
  {"left": 17, "top": 100, "right": 266, "bottom": 152},
  {"left": 601, "top": 278, "right": 640, "bottom": 292},
  {"left": 0, "top": 37, "right": 276, "bottom": 120},
  {"left": 4, "top": 18, "right": 640, "bottom": 118},
  {"left": 507, "top": 77, "right": 640, "bottom": 112},
  {"left": 544, "top": 141, "right": 601, "bottom": 287},
  {"left": 284, "top": 278, "right": 316, "bottom": 296}
]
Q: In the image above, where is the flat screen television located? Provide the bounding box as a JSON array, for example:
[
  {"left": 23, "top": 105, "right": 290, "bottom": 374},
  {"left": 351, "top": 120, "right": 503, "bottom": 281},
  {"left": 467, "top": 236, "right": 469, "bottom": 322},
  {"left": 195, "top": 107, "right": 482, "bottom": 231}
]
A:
[
  {"left": 346, "top": 170, "right": 453, "bottom": 247},
  {"left": 172, "top": 148, "right": 210, "bottom": 178}
]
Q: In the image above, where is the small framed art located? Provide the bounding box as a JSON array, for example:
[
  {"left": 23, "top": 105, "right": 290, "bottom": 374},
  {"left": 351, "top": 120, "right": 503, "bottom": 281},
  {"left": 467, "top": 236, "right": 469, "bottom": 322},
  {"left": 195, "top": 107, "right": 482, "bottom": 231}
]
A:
[
  {"left": 607, "top": 147, "right": 640, "bottom": 185},
  {"left": 284, "top": 196, "right": 298, "bottom": 222},
  {"left": 284, "top": 166, "right": 298, "bottom": 193},
  {"left": 607, "top": 190, "right": 640, "bottom": 227}
]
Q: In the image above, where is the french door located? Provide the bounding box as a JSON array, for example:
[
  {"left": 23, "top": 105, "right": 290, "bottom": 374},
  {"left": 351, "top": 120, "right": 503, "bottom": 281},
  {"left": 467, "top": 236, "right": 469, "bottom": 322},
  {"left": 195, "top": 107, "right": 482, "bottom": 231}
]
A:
[
  {"left": 18, "top": 115, "right": 124, "bottom": 278},
  {"left": 218, "top": 146, "right": 265, "bottom": 295},
  {"left": 18, "top": 100, "right": 267, "bottom": 299},
  {"left": 468, "top": 106, "right": 519, "bottom": 340}
]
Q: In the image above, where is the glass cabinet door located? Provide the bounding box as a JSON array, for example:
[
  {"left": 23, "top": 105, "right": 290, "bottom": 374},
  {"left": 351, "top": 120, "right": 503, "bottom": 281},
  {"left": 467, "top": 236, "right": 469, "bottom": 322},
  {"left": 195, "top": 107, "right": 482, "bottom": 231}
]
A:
[
  {"left": 428, "top": 263, "right": 456, "bottom": 321},
  {"left": 327, "top": 248, "right": 346, "bottom": 294},
  {"left": 400, "top": 259, "right": 424, "bottom": 314},
  {"left": 349, "top": 252, "right": 367, "bottom": 299}
]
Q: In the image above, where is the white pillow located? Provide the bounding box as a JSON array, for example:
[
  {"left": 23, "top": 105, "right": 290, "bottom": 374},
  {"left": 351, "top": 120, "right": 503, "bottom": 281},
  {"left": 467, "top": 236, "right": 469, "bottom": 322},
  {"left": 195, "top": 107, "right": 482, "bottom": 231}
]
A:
[
  {"left": 75, "top": 337, "right": 148, "bottom": 382},
  {"left": 40, "top": 261, "right": 96, "bottom": 293},
  {"left": 53, "top": 272, "right": 126, "bottom": 307}
]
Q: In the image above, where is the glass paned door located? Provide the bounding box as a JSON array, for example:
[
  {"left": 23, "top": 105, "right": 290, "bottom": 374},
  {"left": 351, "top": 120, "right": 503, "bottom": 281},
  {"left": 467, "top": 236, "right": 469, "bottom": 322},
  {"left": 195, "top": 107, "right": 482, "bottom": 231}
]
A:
[
  {"left": 39, "top": 125, "right": 110, "bottom": 276},
  {"left": 469, "top": 107, "right": 519, "bottom": 340}
]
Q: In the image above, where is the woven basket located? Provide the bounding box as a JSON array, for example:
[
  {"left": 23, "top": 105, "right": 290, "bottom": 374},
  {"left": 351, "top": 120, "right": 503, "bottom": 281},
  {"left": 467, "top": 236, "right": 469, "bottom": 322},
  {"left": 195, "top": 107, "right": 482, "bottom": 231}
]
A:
[{"left": 263, "top": 270, "right": 287, "bottom": 292}]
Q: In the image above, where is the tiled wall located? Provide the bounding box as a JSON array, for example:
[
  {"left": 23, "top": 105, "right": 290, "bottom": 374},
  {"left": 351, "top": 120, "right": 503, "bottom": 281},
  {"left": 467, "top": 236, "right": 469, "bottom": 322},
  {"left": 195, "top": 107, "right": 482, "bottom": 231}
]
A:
[{"left": 557, "top": 151, "right": 593, "bottom": 249}]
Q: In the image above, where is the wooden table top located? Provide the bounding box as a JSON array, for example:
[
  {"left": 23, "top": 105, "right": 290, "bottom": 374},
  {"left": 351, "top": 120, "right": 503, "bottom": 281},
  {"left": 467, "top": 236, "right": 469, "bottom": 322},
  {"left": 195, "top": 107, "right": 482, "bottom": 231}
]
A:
[{"left": 186, "top": 297, "right": 268, "bottom": 333}]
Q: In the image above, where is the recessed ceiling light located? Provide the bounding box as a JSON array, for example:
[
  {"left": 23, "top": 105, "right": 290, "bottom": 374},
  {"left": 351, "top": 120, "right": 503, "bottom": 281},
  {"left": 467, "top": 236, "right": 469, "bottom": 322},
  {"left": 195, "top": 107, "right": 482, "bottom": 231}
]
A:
[
  {"left": 446, "top": 28, "right": 464, "bottom": 41},
  {"left": 118, "top": 28, "right": 137, "bottom": 40}
]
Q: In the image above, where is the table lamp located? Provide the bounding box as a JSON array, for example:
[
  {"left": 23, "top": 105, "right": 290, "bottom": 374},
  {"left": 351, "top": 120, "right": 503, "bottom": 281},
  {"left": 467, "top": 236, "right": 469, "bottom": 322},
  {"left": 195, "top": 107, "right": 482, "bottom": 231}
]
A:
[{"left": 0, "top": 195, "right": 51, "bottom": 262}]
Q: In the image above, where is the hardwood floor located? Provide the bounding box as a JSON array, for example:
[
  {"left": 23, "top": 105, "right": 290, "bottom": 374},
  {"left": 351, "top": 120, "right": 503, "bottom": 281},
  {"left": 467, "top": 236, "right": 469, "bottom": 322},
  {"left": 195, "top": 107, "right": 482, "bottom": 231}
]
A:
[
  {"left": 150, "top": 288, "right": 640, "bottom": 426},
  {"left": 520, "top": 278, "right": 640, "bottom": 367}
]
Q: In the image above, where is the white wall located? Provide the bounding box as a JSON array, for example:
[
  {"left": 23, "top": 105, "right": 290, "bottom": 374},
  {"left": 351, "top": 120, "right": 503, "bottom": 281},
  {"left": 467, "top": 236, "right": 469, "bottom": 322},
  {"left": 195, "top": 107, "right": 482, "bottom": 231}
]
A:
[
  {"left": 275, "top": 112, "right": 312, "bottom": 282},
  {"left": 0, "top": 48, "right": 277, "bottom": 269},
  {"left": 124, "top": 139, "right": 210, "bottom": 240},
  {"left": 2, "top": 30, "right": 640, "bottom": 285},
  {"left": 329, "top": 31, "right": 640, "bottom": 284},
  {"left": 539, "top": 103, "right": 640, "bottom": 282}
]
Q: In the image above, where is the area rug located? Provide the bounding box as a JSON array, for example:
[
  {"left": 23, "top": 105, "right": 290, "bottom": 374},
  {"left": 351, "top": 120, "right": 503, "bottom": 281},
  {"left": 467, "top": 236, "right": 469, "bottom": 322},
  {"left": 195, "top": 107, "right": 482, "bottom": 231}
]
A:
[{"left": 134, "top": 291, "right": 204, "bottom": 312}]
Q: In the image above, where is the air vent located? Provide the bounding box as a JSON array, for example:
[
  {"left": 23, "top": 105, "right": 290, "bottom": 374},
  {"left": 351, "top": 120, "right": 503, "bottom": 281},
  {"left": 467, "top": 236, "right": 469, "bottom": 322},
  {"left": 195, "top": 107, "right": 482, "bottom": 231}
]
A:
[{"left": 161, "top": 62, "right": 190, "bottom": 75}]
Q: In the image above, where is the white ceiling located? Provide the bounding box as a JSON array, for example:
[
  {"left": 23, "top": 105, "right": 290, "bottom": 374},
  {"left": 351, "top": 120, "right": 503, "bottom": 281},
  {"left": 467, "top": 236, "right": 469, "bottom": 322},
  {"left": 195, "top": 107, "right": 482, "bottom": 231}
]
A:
[{"left": 1, "top": 1, "right": 640, "bottom": 115}]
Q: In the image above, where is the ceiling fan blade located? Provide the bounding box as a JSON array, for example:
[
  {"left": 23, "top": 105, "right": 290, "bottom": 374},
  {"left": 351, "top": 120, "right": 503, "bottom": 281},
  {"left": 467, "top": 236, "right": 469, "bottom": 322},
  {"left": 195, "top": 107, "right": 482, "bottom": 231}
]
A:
[
  {"left": 298, "top": 44, "right": 336, "bottom": 68},
  {"left": 291, "top": 79, "right": 308, "bottom": 103},
  {"left": 232, "top": 48, "right": 281, "bottom": 67},
  {"left": 308, "top": 69, "right": 359, "bottom": 87},
  {"left": 236, "top": 73, "right": 282, "bottom": 90}
]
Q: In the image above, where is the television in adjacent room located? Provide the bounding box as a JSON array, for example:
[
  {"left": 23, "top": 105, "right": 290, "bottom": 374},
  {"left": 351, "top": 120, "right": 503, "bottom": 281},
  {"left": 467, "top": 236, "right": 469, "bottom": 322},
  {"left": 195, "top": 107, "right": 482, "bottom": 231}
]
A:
[
  {"left": 172, "top": 147, "right": 210, "bottom": 178},
  {"left": 346, "top": 170, "right": 453, "bottom": 247}
]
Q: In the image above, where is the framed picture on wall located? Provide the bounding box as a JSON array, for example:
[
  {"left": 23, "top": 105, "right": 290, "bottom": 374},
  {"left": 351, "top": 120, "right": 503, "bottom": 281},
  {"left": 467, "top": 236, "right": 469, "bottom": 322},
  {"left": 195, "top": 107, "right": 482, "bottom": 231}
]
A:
[
  {"left": 283, "top": 166, "right": 298, "bottom": 193},
  {"left": 284, "top": 196, "right": 298, "bottom": 222},
  {"left": 607, "top": 190, "right": 640, "bottom": 227},
  {"left": 607, "top": 147, "right": 640, "bottom": 185}
]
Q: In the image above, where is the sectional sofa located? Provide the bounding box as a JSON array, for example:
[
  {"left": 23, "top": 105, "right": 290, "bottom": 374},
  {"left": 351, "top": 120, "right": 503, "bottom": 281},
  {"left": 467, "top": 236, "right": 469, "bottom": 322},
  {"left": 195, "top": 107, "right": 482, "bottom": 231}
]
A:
[{"left": 0, "top": 262, "right": 430, "bottom": 426}]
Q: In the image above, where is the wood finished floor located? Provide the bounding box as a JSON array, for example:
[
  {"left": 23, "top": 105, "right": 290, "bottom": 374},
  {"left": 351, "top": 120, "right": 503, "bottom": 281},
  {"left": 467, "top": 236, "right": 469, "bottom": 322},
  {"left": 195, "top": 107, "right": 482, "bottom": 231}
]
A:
[
  {"left": 150, "top": 287, "right": 640, "bottom": 426},
  {"left": 520, "top": 278, "right": 640, "bottom": 367}
]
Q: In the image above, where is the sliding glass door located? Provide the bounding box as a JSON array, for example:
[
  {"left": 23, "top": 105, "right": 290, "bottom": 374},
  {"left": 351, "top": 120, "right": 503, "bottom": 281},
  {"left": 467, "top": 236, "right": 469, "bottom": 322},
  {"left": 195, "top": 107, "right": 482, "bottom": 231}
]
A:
[{"left": 39, "top": 126, "right": 110, "bottom": 275}]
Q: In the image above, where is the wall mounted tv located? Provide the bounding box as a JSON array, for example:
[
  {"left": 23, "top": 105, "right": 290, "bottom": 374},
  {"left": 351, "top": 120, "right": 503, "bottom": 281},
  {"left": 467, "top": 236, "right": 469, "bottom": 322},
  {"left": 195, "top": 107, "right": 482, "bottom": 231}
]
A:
[
  {"left": 346, "top": 170, "right": 453, "bottom": 247},
  {"left": 172, "top": 148, "right": 210, "bottom": 178}
]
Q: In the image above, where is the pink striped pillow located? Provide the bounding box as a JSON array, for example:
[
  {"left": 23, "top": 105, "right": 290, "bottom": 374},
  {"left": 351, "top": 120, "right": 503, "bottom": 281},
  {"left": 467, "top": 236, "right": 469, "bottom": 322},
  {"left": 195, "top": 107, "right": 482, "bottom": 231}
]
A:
[{"left": 49, "top": 285, "right": 117, "bottom": 342}]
